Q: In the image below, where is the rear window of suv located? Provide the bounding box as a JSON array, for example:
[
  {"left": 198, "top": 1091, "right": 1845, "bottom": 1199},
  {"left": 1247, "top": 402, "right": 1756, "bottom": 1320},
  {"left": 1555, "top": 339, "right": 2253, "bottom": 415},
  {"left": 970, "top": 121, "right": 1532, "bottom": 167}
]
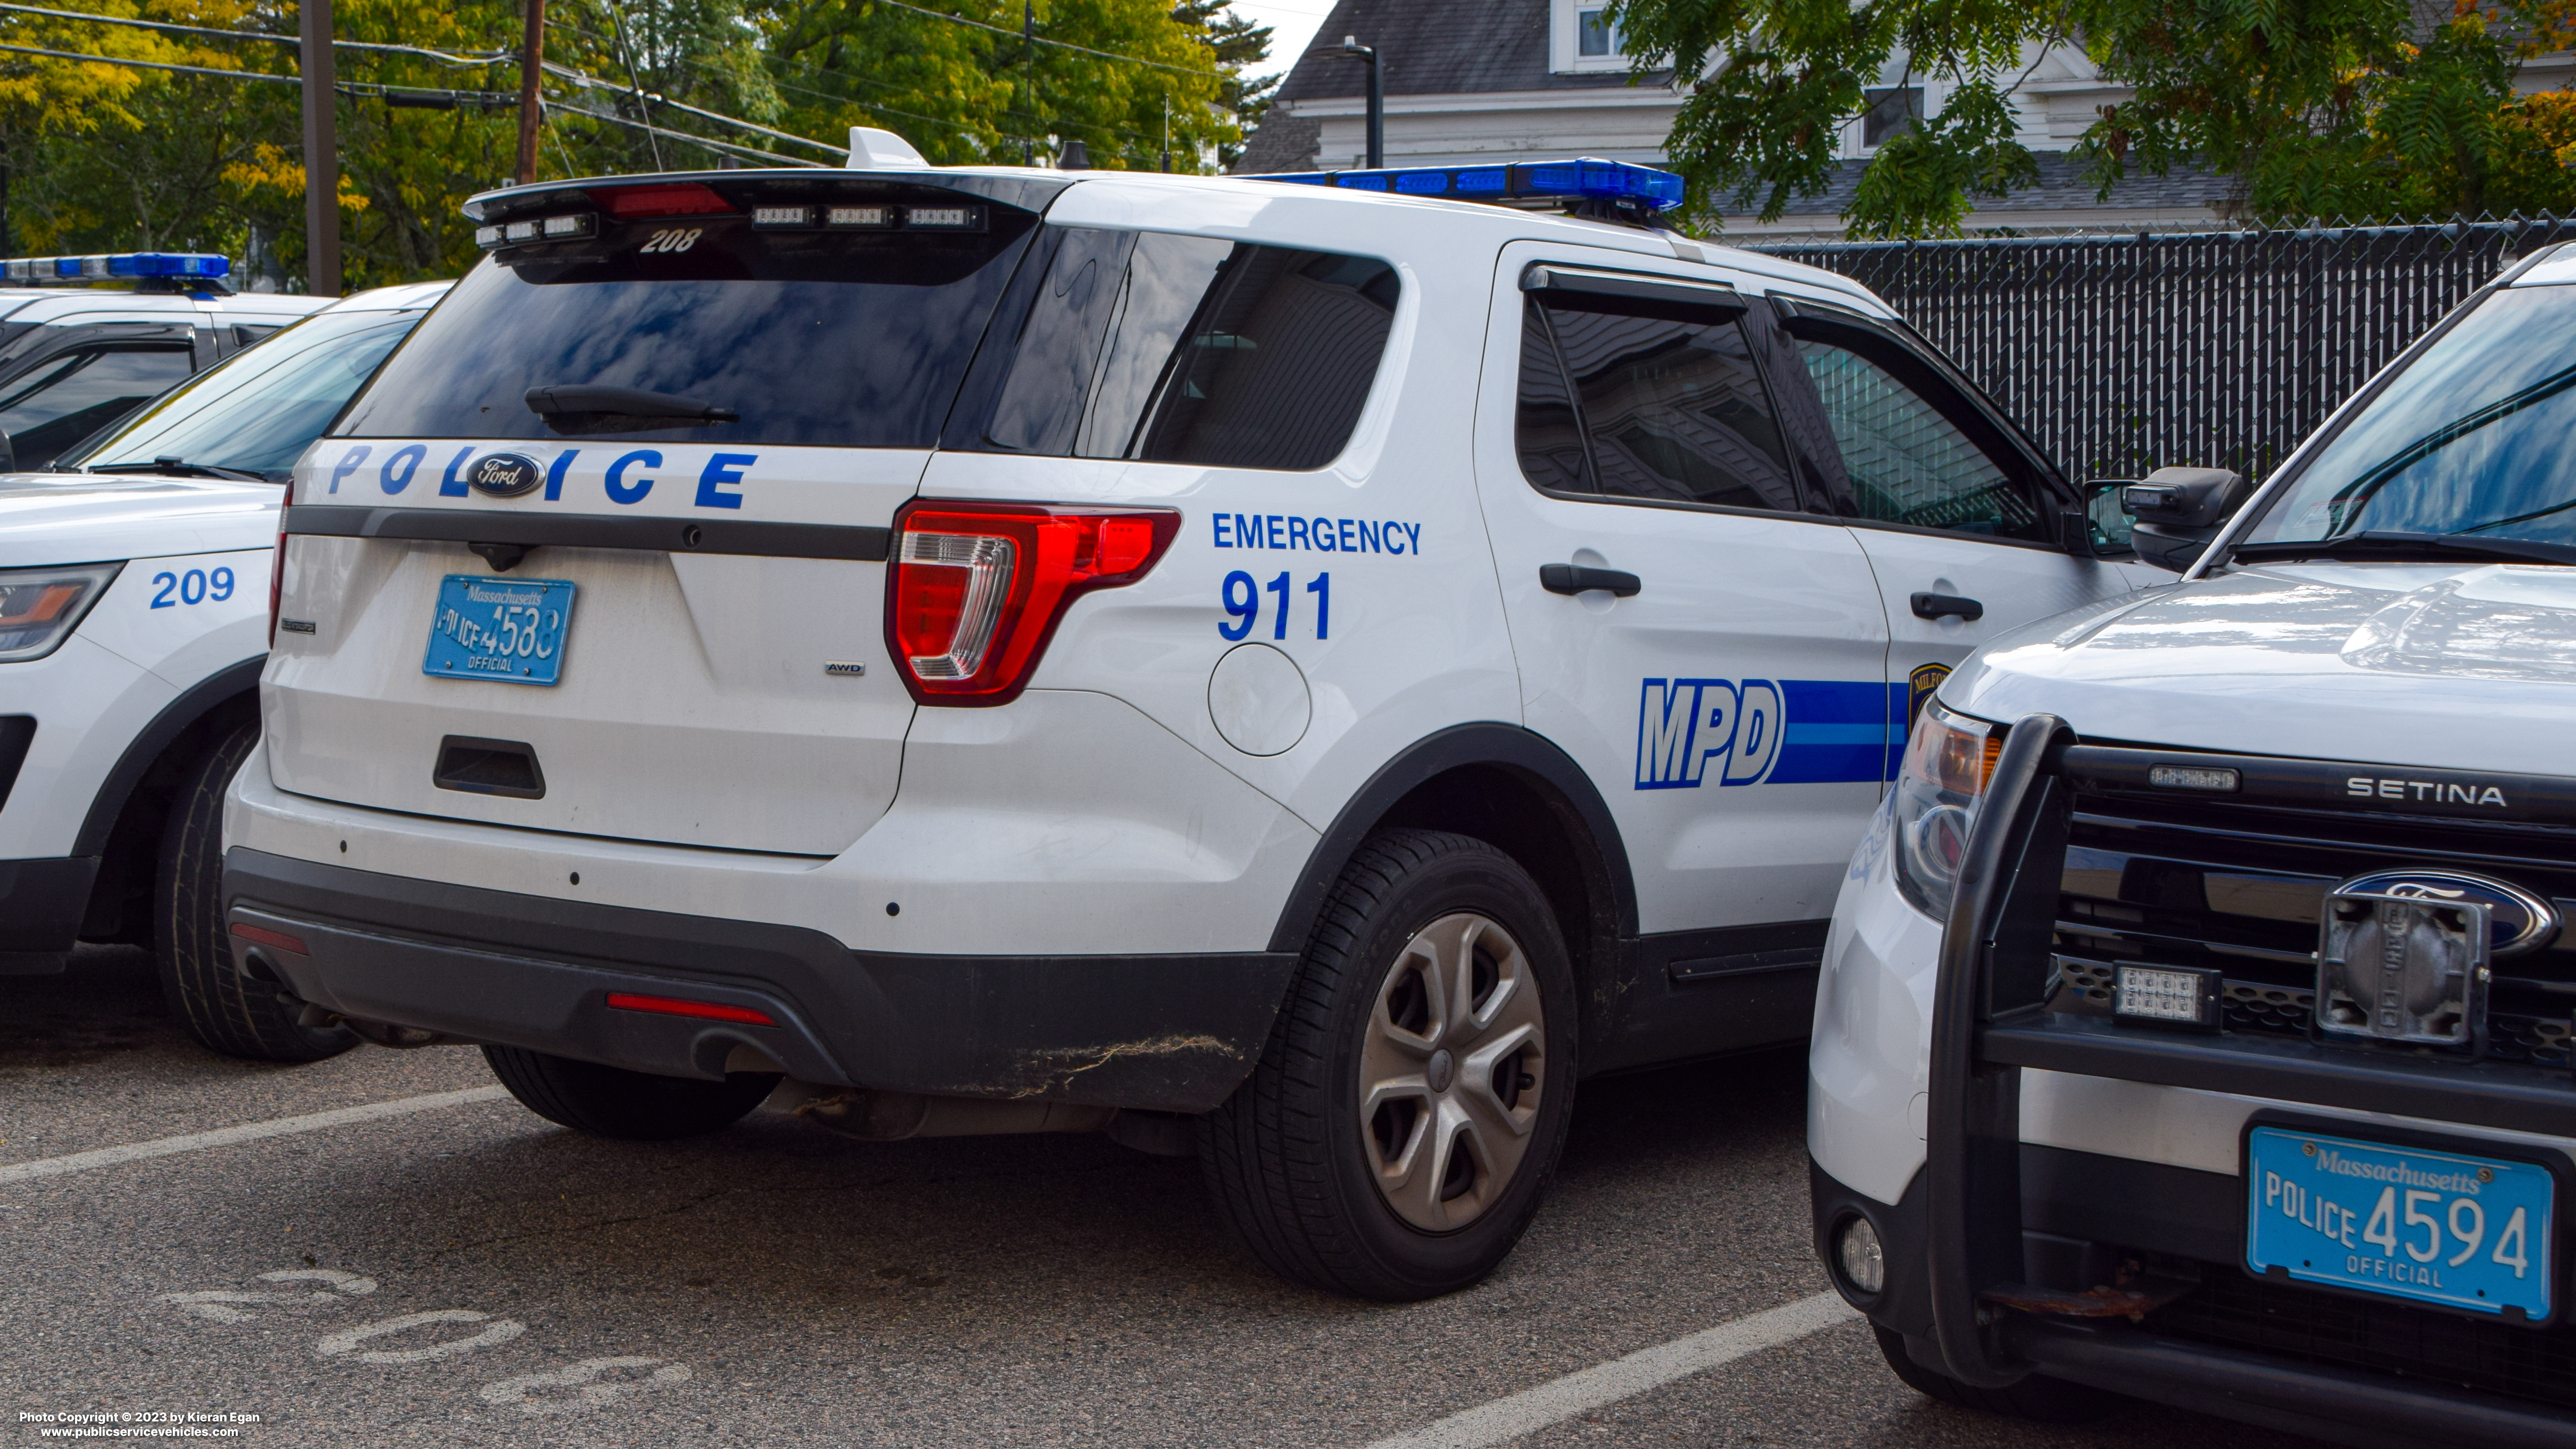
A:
[{"left": 337, "top": 180, "right": 1047, "bottom": 449}]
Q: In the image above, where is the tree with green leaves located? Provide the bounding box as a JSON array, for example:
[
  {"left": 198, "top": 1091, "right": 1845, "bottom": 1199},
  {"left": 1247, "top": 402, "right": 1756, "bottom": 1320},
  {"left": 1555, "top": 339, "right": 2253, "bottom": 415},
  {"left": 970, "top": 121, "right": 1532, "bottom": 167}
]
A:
[{"left": 1609, "top": 0, "right": 2576, "bottom": 237}]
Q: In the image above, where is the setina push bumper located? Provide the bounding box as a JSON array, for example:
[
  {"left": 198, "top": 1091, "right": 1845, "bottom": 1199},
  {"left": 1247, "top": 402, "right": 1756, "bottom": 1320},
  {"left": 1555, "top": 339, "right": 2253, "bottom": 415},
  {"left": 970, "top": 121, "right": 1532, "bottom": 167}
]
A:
[{"left": 1830, "top": 716, "right": 2576, "bottom": 1448}]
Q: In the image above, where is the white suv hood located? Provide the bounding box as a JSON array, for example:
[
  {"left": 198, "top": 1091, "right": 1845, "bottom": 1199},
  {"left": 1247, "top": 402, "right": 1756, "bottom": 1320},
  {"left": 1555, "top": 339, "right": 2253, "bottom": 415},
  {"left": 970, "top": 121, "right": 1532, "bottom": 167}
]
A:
[
  {"left": 0, "top": 473, "right": 278, "bottom": 568},
  {"left": 1947, "top": 560, "right": 2576, "bottom": 776}
]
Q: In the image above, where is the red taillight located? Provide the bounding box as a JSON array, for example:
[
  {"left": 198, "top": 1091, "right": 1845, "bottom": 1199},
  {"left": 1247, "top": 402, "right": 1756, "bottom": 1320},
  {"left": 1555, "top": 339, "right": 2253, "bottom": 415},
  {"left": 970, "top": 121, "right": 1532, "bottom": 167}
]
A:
[
  {"left": 601, "top": 183, "right": 733, "bottom": 218},
  {"left": 886, "top": 502, "right": 1180, "bottom": 707},
  {"left": 604, "top": 992, "right": 776, "bottom": 1026},
  {"left": 267, "top": 503, "right": 288, "bottom": 645},
  {"left": 229, "top": 922, "right": 309, "bottom": 956}
]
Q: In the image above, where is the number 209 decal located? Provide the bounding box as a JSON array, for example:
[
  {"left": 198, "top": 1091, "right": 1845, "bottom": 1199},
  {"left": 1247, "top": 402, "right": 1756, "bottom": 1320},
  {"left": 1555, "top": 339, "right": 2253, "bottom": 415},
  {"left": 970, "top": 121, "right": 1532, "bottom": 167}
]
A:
[{"left": 150, "top": 567, "right": 236, "bottom": 608}]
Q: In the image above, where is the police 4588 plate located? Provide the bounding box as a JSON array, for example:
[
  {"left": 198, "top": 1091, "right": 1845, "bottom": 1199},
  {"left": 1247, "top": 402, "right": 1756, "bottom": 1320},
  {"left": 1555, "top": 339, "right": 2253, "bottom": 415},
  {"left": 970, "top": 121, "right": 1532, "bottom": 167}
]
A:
[
  {"left": 2246, "top": 1125, "right": 2556, "bottom": 1322},
  {"left": 422, "top": 574, "right": 576, "bottom": 686}
]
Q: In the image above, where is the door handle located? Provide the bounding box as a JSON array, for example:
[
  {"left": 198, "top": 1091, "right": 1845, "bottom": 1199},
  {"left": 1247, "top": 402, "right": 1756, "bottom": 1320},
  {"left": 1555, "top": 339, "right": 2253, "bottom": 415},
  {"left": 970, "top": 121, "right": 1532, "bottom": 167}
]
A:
[
  {"left": 1540, "top": 563, "right": 1641, "bottom": 598},
  {"left": 1910, "top": 591, "right": 1984, "bottom": 622}
]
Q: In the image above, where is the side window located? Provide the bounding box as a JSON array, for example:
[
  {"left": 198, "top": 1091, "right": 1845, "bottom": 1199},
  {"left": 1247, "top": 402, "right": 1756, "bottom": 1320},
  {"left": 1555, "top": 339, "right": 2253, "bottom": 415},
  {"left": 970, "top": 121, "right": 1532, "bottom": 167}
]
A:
[
  {"left": 1793, "top": 338, "right": 2045, "bottom": 541},
  {"left": 0, "top": 347, "right": 193, "bottom": 471},
  {"left": 976, "top": 231, "right": 1400, "bottom": 471},
  {"left": 1515, "top": 293, "right": 1798, "bottom": 512}
]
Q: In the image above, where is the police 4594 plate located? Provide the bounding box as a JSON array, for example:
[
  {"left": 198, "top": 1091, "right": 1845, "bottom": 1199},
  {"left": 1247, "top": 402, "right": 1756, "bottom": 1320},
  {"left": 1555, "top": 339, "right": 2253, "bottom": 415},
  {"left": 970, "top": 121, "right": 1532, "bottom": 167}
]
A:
[
  {"left": 422, "top": 574, "right": 575, "bottom": 686},
  {"left": 2246, "top": 1125, "right": 2555, "bottom": 1321}
]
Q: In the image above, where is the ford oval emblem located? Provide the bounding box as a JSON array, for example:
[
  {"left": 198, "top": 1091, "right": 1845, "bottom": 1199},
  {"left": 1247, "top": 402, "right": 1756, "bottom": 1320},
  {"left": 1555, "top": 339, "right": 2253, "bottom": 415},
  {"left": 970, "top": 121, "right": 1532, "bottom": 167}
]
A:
[
  {"left": 468, "top": 452, "right": 544, "bottom": 498},
  {"left": 2336, "top": 868, "right": 2562, "bottom": 957}
]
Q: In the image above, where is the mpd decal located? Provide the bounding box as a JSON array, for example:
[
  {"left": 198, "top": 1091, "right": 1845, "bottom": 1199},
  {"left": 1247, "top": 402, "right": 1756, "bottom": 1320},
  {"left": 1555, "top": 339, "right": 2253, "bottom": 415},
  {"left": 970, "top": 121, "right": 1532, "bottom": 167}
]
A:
[{"left": 1636, "top": 678, "right": 1904, "bottom": 789}]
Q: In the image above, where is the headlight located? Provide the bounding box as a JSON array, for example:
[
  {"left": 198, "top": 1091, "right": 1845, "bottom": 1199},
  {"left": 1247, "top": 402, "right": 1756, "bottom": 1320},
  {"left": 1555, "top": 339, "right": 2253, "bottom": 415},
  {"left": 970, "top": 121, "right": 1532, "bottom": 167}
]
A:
[
  {"left": 0, "top": 561, "right": 122, "bottom": 663},
  {"left": 1890, "top": 699, "right": 2001, "bottom": 918}
]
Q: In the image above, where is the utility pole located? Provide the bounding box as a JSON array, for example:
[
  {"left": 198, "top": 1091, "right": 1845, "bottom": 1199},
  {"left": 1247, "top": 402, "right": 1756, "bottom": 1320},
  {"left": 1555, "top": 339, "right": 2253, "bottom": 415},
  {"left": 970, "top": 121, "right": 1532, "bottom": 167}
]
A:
[
  {"left": 515, "top": 0, "right": 545, "bottom": 184},
  {"left": 1021, "top": 1, "right": 1034, "bottom": 165},
  {"left": 1339, "top": 35, "right": 1382, "bottom": 169},
  {"left": 299, "top": 0, "right": 339, "bottom": 295}
]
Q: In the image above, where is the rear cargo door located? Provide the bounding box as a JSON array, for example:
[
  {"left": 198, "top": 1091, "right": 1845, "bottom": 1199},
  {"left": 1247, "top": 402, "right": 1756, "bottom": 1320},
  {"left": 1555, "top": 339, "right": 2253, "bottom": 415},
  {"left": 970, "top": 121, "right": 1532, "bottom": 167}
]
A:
[{"left": 265, "top": 175, "right": 1060, "bottom": 855}]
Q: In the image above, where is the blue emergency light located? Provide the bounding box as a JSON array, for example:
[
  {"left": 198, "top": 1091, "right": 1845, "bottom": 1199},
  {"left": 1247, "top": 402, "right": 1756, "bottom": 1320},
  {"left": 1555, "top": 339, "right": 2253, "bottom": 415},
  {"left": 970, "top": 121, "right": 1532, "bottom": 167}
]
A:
[
  {"left": 1245, "top": 157, "right": 1686, "bottom": 216},
  {"left": 0, "top": 252, "right": 232, "bottom": 284}
]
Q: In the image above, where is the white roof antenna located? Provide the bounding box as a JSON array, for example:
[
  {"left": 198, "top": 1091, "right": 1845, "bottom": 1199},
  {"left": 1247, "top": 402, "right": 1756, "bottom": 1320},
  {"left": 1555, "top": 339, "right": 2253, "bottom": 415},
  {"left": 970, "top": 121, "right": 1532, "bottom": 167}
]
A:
[{"left": 846, "top": 126, "right": 928, "bottom": 170}]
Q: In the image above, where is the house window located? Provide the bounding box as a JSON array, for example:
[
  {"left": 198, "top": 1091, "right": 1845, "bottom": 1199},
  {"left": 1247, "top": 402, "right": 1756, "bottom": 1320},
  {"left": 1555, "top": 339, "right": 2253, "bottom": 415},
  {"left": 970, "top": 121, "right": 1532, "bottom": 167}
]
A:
[
  {"left": 1578, "top": 8, "right": 1620, "bottom": 57},
  {"left": 1862, "top": 87, "right": 1924, "bottom": 147},
  {"left": 1553, "top": 0, "right": 1628, "bottom": 71}
]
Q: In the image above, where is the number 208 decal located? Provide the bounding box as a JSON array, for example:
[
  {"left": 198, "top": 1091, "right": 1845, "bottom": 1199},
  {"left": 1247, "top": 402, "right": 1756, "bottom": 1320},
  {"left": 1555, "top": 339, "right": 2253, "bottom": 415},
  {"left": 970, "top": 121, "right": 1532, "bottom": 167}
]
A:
[{"left": 149, "top": 566, "right": 236, "bottom": 608}]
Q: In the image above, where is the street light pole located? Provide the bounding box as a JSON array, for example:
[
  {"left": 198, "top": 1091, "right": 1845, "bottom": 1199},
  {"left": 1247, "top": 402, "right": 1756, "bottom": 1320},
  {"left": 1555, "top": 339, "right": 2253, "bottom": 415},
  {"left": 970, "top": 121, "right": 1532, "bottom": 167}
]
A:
[
  {"left": 1340, "top": 35, "right": 1381, "bottom": 169},
  {"left": 299, "top": 0, "right": 339, "bottom": 295}
]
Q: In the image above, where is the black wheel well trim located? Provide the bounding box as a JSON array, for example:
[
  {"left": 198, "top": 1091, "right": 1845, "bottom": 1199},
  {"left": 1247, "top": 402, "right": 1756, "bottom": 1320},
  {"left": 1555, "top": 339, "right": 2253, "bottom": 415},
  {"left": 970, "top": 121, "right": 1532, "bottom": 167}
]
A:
[
  {"left": 1263, "top": 722, "right": 1638, "bottom": 958},
  {"left": 73, "top": 654, "right": 264, "bottom": 857}
]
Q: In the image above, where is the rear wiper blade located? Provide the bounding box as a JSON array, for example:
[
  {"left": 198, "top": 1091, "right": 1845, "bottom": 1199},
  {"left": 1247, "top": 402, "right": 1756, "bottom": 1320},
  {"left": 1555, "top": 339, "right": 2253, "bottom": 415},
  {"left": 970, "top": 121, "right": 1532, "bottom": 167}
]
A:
[
  {"left": 2230, "top": 531, "right": 2576, "bottom": 567},
  {"left": 87, "top": 457, "right": 269, "bottom": 482},
  {"left": 523, "top": 384, "right": 739, "bottom": 435}
]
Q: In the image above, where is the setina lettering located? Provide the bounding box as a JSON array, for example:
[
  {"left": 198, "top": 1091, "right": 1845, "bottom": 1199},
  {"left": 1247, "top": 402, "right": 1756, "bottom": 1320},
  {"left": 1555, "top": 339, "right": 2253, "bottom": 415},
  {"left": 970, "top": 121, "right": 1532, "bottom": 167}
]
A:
[{"left": 1214, "top": 512, "right": 1422, "bottom": 556}]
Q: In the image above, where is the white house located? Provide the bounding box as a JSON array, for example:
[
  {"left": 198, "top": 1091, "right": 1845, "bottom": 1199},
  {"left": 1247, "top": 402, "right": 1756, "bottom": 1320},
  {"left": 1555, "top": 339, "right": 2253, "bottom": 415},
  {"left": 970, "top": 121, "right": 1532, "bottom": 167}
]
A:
[{"left": 1235, "top": 0, "right": 2574, "bottom": 236}]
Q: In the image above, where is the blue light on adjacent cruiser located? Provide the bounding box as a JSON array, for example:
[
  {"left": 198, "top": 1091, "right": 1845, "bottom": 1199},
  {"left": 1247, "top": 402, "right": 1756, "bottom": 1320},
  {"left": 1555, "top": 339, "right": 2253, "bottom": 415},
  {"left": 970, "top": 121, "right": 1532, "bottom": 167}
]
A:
[
  {"left": 0, "top": 252, "right": 232, "bottom": 283},
  {"left": 1246, "top": 156, "right": 1686, "bottom": 214}
]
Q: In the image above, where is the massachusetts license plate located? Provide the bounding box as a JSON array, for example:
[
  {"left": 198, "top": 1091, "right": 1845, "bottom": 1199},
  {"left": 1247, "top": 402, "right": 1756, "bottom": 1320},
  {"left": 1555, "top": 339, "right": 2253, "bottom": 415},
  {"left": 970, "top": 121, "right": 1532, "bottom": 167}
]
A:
[
  {"left": 422, "top": 574, "right": 576, "bottom": 686},
  {"left": 2246, "top": 1125, "right": 2556, "bottom": 1321}
]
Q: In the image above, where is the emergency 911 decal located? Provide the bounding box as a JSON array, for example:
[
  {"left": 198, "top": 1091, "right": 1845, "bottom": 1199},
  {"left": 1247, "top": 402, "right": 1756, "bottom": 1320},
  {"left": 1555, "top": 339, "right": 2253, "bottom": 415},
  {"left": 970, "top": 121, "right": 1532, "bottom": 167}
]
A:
[{"left": 1637, "top": 678, "right": 1912, "bottom": 789}]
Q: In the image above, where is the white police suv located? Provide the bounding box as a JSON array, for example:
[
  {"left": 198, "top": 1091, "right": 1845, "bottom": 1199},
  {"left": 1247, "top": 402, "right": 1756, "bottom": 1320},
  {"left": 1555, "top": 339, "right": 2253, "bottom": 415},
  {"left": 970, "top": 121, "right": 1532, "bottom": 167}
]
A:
[
  {"left": 1813, "top": 245, "right": 2576, "bottom": 1436},
  {"left": 222, "top": 135, "right": 2157, "bottom": 1297},
  {"left": 0, "top": 280, "right": 444, "bottom": 1066}
]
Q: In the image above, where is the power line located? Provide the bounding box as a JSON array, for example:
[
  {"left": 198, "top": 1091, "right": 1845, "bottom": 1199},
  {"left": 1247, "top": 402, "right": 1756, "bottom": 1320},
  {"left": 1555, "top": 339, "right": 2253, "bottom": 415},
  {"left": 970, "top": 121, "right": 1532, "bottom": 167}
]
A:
[
  {"left": 547, "top": 100, "right": 831, "bottom": 167},
  {"left": 0, "top": 39, "right": 289, "bottom": 81},
  {"left": 0, "top": 2, "right": 512, "bottom": 66},
  {"left": 0, "top": 41, "right": 523, "bottom": 106},
  {"left": 864, "top": 0, "right": 1213, "bottom": 77},
  {"left": 543, "top": 61, "right": 842, "bottom": 157}
]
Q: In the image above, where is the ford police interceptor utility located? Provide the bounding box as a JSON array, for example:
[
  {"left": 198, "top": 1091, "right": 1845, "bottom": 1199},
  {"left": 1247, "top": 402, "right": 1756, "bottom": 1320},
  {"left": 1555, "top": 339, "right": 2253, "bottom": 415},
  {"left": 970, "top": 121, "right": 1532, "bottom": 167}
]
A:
[
  {"left": 0, "top": 281, "right": 444, "bottom": 1065},
  {"left": 223, "top": 131, "right": 2158, "bottom": 1298},
  {"left": 1812, "top": 242, "right": 2576, "bottom": 1436}
]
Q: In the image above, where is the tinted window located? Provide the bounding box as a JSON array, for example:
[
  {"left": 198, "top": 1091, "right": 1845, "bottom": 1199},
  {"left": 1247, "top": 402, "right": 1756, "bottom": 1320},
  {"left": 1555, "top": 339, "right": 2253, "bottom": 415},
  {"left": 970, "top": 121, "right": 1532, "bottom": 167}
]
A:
[
  {"left": 70, "top": 309, "right": 420, "bottom": 480},
  {"left": 1517, "top": 294, "right": 1796, "bottom": 511},
  {"left": 1795, "top": 338, "right": 2043, "bottom": 540},
  {"left": 970, "top": 231, "right": 1398, "bottom": 471},
  {"left": 0, "top": 347, "right": 193, "bottom": 471},
  {"left": 340, "top": 208, "right": 1038, "bottom": 447}
]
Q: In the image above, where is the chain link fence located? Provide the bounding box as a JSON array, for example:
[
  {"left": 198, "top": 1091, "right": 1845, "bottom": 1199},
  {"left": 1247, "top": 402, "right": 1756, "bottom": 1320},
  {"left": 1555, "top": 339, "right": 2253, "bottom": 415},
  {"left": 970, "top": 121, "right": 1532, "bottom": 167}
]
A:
[{"left": 1745, "top": 218, "right": 2576, "bottom": 483}]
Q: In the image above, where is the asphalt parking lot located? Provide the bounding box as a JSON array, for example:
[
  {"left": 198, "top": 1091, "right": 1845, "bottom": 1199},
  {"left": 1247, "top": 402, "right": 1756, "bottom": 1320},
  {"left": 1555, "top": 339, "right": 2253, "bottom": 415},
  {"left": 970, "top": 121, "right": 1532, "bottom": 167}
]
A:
[{"left": 4, "top": 948, "right": 2325, "bottom": 1449}]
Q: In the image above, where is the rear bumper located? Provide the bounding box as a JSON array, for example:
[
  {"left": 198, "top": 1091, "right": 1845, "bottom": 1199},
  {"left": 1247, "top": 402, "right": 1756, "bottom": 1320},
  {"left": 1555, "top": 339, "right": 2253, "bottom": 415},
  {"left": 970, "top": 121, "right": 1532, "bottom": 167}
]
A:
[{"left": 221, "top": 847, "right": 1296, "bottom": 1112}]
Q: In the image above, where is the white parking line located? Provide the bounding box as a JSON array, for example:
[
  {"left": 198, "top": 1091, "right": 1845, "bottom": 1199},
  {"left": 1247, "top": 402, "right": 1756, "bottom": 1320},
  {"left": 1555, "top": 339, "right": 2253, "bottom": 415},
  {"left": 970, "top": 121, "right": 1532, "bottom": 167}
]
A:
[
  {"left": 0, "top": 1086, "right": 512, "bottom": 1186},
  {"left": 1364, "top": 1290, "right": 1860, "bottom": 1449}
]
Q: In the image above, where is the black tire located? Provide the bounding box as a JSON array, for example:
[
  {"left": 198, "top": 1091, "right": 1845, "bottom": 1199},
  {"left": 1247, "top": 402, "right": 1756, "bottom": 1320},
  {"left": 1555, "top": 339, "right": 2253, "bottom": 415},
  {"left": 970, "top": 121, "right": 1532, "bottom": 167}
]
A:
[
  {"left": 1870, "top": 1324, "right": 2112, "bottom": 1423},
  {"left": 1202, "top": 828, "right": 1578, "bottom": 1301},
  {"left": 482, "top": 1045, "right": 777, "bottom": 1141},
  {"left": 156, "top": 721, "right": 356, "bottom": 1064}
]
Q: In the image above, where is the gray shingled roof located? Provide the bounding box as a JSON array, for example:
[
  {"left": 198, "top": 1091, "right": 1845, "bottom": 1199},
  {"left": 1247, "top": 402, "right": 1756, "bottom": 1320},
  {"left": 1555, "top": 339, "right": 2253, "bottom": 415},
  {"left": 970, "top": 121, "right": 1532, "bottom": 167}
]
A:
[{"left": 1235, "top": 0, "right": 1662, "bottom": 172}]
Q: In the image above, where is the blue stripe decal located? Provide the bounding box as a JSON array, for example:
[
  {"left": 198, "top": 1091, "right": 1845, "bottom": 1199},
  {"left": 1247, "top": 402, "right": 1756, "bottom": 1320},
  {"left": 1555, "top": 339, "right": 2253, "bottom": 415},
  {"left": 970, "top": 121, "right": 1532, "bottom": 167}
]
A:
[{"left": 1769, "top": 679, "right": 1889, "bottom": 785}]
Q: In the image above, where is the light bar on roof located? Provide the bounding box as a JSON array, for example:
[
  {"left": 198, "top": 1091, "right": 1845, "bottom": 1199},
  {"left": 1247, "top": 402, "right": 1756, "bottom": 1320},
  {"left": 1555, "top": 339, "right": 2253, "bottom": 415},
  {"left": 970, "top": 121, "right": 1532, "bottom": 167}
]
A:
[
  {"left": 1245, "top": 157, "right": 1686, "bottom": 215},
  {"left": 0, "top": 252, "right": 232, "bottom": 283}
]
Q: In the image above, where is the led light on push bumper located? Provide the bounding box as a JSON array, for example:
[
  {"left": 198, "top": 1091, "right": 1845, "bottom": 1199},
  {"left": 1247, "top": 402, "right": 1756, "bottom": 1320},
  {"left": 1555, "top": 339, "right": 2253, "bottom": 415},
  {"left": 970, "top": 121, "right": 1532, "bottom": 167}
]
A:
[
  {"left": 2112, "top": 963, "right": 2222, "bottom": 1029},
  {"left": 888, "top": 503, "right": 1180, "bottom": 706},
  {"left": 1888, "top": 700, "right": 2003, "bottom": 918},
  {"left": 0, "top": 562, "right": 122, "bottom": 663}
]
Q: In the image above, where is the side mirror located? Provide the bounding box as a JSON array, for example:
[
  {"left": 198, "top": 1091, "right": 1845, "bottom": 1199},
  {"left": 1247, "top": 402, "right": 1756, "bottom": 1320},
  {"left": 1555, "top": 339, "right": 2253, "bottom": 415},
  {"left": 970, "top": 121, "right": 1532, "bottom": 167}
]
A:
[
  {"left": 2069, "top": 479, "right": 2137, "bottom": 558},
  {"left": 2124, "top": 466, "right": 2250, "bottom": 571}
]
